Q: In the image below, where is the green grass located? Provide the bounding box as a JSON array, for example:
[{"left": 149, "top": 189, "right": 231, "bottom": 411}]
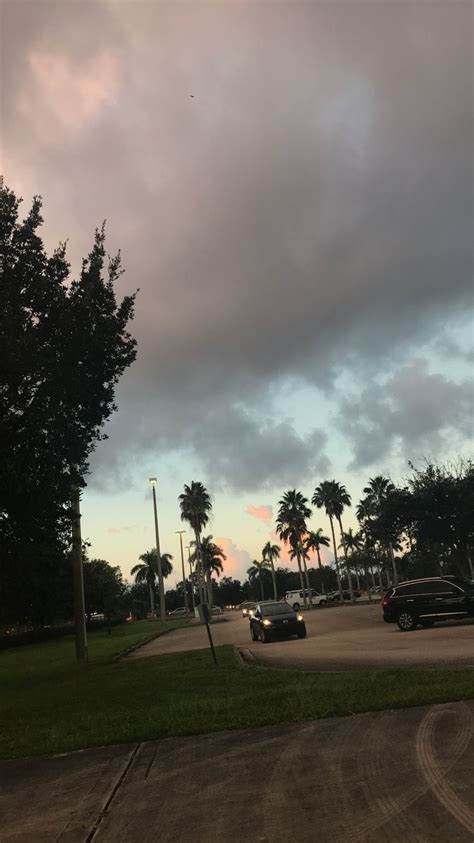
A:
[{"left": 1, "top": 625, "right": 473, "bottom": 760}]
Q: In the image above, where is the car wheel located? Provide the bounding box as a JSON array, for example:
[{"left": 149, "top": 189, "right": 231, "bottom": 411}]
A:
[
  {"left": 397, "top": 610, "right": 418, "bottom": 631},
  {"left": 297, "top": 629, "right": 306, "bottom": 639},
  {"left": 420, "top": 619, "right": 435, "bottom": 628},
  {"left": 319, "top": 600, "right": 326, "bottom": 607},
  {"left": 261, "top": 629, "right": 270, "bottom": 643},
  {"left": 292, "top": 603, "right": 300, "bottom": 611},
  {"left": 250, "top": 626, "right": 258, "bottom": 641}
]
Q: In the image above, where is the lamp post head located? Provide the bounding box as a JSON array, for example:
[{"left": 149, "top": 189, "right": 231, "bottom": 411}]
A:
[
  {"left": 175, "top": 530, "right": 186, "bottom": 536},
  {"left": 149, "top": 477, "right": 157, "bottom": 487}
]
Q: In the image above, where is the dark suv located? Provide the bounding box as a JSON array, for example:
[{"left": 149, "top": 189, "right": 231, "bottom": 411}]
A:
[
  {"left": 250, "top": 601, "right": 306, "bottom": 643},
  {"left": 382, "top": 576, "right": 474, "bottom": 631}
]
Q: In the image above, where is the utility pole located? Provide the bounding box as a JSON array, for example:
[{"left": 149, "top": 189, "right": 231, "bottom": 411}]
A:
[
  {"left": 175, "top": 530, "right": 189, "bottom": 615},
  {"left": 72, "top": 489, "right": 88, "bottom": 662},
  {"left": 149, "top": 477, "right": 166, "bottom": 622}
]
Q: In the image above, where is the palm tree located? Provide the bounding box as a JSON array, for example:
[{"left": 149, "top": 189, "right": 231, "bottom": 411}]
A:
[
  {"left": 179, "top": 482, "right": 212, "bottom": 605},
  {"left": 247, "top": 559, "right": 271, "bottom": 601},
  {"left": 305, "top": 529, "right": 330, "bottom": 593},
  {"left": 276, "top": 490, "right": 312, "bottom": 607},
  {"left": 190, "top": 535, "right": 226, "bottom": 607},
  {"left": 312, "top": 480, "right": 354, "bottom": 601},
  {"left": 341, "top": 528, "right": 362, "bottom": 591},
  {"left": 363, "top": 476, "right": 399, "bottom": 585},
  {"left": 262, "top": 541, "right": 280, "bottom": 600},
  {"left": 130, "top": 550, "right": 173, "bottom": 619}
]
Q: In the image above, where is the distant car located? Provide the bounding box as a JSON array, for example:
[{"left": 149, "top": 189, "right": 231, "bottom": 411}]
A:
[
  {"left": 285, "top": 589, "right": 327, "bottom": 610},
  {"left": 168, "top": 607, "right": 188, "bottom": 616},
  {"left": 241, "top": 601, "right": 257, "bottom": 618},
  {"left": 382, "top": 576, "right": 474, "bottom": 631},
  {"left": 250, "top": 601, "right": 306, "bottom": 643},
  {"left": 211, "top": 605, "right": 222, "bottom": 615},
  {"left": 327, "top": 589, "right": 361, "bottom": 602}
]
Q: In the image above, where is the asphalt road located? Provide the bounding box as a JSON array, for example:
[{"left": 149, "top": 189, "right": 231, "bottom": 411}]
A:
[
  {"left": 127, "top": 604, "right": 474, "bottom": 670},
  {"left": 2, "top": 701, "right": 473, "bottom": 842}
]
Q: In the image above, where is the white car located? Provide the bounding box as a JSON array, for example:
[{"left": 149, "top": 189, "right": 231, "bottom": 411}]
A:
[{"left": 285, "top": 589, "right": 327, "bottom": 610}]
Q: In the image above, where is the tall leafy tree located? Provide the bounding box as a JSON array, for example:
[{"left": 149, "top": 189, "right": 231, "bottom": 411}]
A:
[
  {"left": 305, "top": 529, "right": 330, "bottom": 594},
  {"left": 130, "top": 550, "right": 173, "bottom": 619},
  {"left": 190, "top": 535, "right": 226, "bottom": 607},
  {"left": 312, "top": 480, "right": 354, "bottom": 600},
  {"left": 276, "top": 490, "right": 312, "bottom": 607},
  {"left": 178, "top": 482, "right": 212, "bottom": 605},
  {"left": 83, "top": 558, "right": 125, "bottom": 621},
  {"left": 362, "top": 476, "right": 399, "bottom": 585},
  {"left": 247, "top": 559, "right": 271, "bottom": 601},
  {"left": 262, "top": 541, "right": 280, "bottom": 600},
  {"left": 0, "top": 186, "right": 137, "bottom": 625},
  {"left": 340, "top": 528, "right": 362, "bottom": 591}
]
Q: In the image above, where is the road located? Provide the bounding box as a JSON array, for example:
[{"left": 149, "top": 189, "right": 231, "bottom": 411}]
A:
[
  {"left": 127, "top": 604, "right": 474, "bottom": 670},
  {"left": 1, "top": 701, "right": 473, "bottom": 841}
]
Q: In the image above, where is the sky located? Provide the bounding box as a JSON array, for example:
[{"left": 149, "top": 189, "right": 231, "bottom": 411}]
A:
[{"left": 2, "top": 0, "right": 473, "bottom": 587}]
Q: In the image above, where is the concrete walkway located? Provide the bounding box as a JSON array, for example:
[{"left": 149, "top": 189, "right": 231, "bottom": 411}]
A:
[{"left": 1, "top": 701, "right": 473, "bottom": 842}]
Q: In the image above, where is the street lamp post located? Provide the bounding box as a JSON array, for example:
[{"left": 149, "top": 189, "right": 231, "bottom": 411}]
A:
[
  {"left": 186, "top": 545, "right": 196, "bottom": 614},
  {"left": 149, "top": 477, "right": 166, "bottom": 622},
  {"left": 175, "top": 530, "right": 189, "bottom": 615}
]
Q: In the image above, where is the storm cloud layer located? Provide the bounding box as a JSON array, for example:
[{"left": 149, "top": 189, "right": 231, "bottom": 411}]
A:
[{"left": 2, "top": 1, "right": 472, "bottom": 491}]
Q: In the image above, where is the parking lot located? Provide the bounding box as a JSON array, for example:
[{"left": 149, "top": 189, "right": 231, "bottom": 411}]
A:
[{"left": 128, "top": 604, "right": 474, "bottom": 670}]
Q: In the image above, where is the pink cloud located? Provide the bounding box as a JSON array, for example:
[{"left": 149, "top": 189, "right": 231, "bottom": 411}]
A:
[
  {"left": 214, "top": 536, "right": 252, "bottom": 581},
  {"left": 18, "top": 48, "right": 119, "bottom": 144},
  {"left": 246, "top": 504, "right": 273, "bottom": 524}
]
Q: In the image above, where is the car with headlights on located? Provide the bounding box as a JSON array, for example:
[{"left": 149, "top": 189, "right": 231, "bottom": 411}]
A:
[
  {"left": 241, "top": 601, "right": 257, "bottom": 618},
  {"left": 249, "top": 601, "right": 306, "bottom": 643}
]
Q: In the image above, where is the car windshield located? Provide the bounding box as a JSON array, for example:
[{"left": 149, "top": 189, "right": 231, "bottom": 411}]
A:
[{"left": 261, "top": 603, "right": 293, "bottom": 616}]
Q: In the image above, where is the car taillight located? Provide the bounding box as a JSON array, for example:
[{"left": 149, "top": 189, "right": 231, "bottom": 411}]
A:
[{"left": 382, "top": 599, "right": 389, "bottom": 608}]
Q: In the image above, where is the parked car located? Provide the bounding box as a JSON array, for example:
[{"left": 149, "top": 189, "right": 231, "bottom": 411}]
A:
[
  {"left": 285, "top": 589, "right": 326, "bottom": 610},
  {"left": 382, "top": 576, "right": 474, "bottom": 631},
  {"left": 211, "top": 605, "right": 222, "bottom": 615},
  {"left": 327, "top": 589, "right": 362, "bottom": 602},
  {"left": 250, "top": 601, "right": 306, "bottom": 643},
  {"left": 168, "top": 607, "right": 188, "bottom": 616},
  {"left": 241, "top": 601, "right": 257, "bottom": 618}
]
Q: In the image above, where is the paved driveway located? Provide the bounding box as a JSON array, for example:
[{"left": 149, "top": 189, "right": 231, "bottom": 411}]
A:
[
  {"left": 1, "top": 701, "right": 473, "bottom": 842},
  {"left": 127, "top": 605, "right": 474, "bottom": 670}
]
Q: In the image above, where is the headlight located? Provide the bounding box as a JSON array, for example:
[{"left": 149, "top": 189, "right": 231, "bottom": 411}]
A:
[
  {"left": 262, "top": 619, "right": 272, "bottom": 626},
  {"left": 297, "top": 614, "right": 304, "bottom": 621}
]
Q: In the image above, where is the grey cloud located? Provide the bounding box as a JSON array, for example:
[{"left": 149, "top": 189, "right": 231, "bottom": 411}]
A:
[
  {"left": 2, "top": 2, "right": 472, "bottom": 489},
  {"left": 338, "top": 359, "right": 473, "bottom": 469}
]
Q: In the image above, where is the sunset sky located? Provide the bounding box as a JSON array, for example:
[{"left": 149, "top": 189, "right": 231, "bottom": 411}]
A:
[{"left": 2, "top": 0, "right": 472, "bottom": 586}]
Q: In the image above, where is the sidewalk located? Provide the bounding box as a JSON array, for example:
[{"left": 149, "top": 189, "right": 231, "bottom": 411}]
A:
[{"left": 1, "top": 701, "right": 473, "bottom": 842}]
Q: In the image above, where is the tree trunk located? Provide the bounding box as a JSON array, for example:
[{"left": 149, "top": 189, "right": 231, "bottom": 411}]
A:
[
  {"left": 354, "top": 562, "right": 361, "bottom": 592},
  {"left": 388, "top": 541, "right": 398, "bottom": 585},
  {"left": 259, "top": 576, "right": 265, "bottom": 601},
  {"left": 207, "top": 574, "right": 213, "bottom": 608},
  {"left": 295, "top": 549, "right": 308, "bottom": 607},
  {"left": 149, "top": 582, "right": 155, "bottom": 620},
  {"left": 364, "top": 566, "right": 372, "bottom": 601},
  {"left": 194, "top": 529, "right": 205, "bottom": 605},
  {"left": 337, "top": 516, "right": 354, "bottom": 603},
  {"left": 301, "top": 550, "right": 312, "bottom": 609},
  {"left": 316, "top": 548, "right": 325, "bottom": 594},
  {"left": 270, "top": 561, "right": 278, "bottom": 601},
  {"left": 377, "top": 568, "right": 383, "bottom": 590},
  {"left": 329, "top": 516, "right": 343, "bottom": 599}
]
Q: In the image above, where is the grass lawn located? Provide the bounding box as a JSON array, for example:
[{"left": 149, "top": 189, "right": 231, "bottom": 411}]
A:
[{"left": 1, "top": 623, "right": 473, "bottom": 760}]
